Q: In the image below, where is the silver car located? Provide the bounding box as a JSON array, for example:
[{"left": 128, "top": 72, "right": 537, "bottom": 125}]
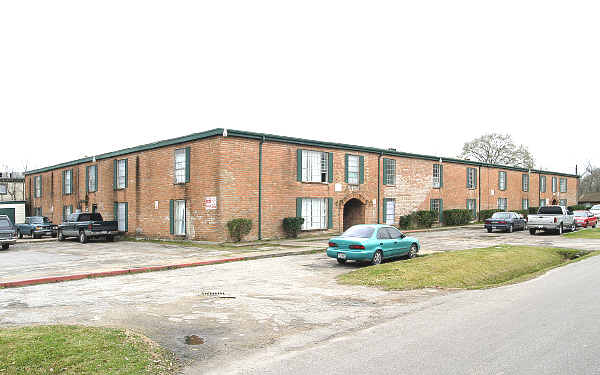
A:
[{"left": 590, "top": 204, "right": 600, "bottom": 219}]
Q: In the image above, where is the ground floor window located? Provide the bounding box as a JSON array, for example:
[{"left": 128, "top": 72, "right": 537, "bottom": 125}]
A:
[
  {"left": 540, "top": 199, "right": 546, "bottom": 207},
  {"left": 430, "top": 199, "right": 442, "bottom": 222},
  {"left": 34, "top": 207, "right": 42, "bottom": 216},
  {"left": 384, "top": 198, "right": 395, "bottom": 225},
  {"left": 522, "top": 199, "right": 529, "bottom": 210},
  {"left": 497, "top": 198, "right": 507, "bottom": 210},
  {"left": 63, "top": 205, "right": 72, "bottom": 221},
  {"left": 466, "top": 199, "right": 477, "bottom": 218},
  {"left": 559, "top": 199, "right": 567, "bottom": 207},
  {"left": 116, "top": 202, "right": 128, "bottom": 232},
  {"left": 301, "top": 198, "right": 328, "bottom": 230}
]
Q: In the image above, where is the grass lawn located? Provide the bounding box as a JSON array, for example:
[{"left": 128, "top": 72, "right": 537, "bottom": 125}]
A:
[
  {"left": 0, "top": 325, "right": 176, "bottom": 375},
  {"left": 338, "top": 245, "right": 596, "bottom": 290},
  {"left": 563, "top": 228, "right": 600, "bottom": 239}
]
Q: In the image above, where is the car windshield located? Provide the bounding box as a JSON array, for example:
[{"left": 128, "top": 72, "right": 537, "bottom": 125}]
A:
[
  {"left": 30, "top": 217, "right": 49, "bottom": 224},
  {"left": 491, "top": 213, "right": 511, "bottom": 219},
  {"left": 592, "top": 205, "right": 600, "bottom": 210},
  {"left": 341, "top": 226, "right": 375, "bottom": 238},
  {"left": 0, "top": 218, "right": 12, "bottom": 229},
  {"left": 538, "top": 207, "right": 563, "bottom": 215},
  {"left": 573, "top": 211, "right": 587, "bottom": 217}
]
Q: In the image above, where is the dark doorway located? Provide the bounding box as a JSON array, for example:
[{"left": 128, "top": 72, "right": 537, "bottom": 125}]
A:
[
  {"left": 343, "top": 198, "right": 365, "bottom": 231},
  {"left": 552, "top": 199, "right": 557, "bottom": 205}
]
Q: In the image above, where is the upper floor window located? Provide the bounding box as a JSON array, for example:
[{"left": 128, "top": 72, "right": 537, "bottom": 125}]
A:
[
  {"left": 383, "top": 158, "right": 396, "bottom": 185},
  {"left": 346, "top": 154, "right": 361, "bottom": 185},
  {"left": 432, "top": 164, "right": 443, "bottom": 188},
  {"left": 114, "top": 159, "right": 128, "bottom": 190},
  {"left": 63, "top": 170, "right": 73, "bottom": 195},
  {"left": 552, "top": 177, "right": 557, "bottom": 193},
  {"left": 559, "top": 178, "right": 567, "bottom": 193},
  {"left": 87, "top": 165, "right": 97, "bottom": 192},
  {"left": 34, "top": 176, "right": 42, "bottom": 198},
  {"left": 301, "top": 150, "right": 329, "bottom": 183},
  {"left": 498, "top": 171, "right": 507, "bottom": 191},
  {"left": 539, "top": 176, "right": 546, "bottom": 193},
  {"left": 466, "top": 168, "right": 477, "bottom": 189},
  {"left": 175, "top": 148, "right": 190, "bottom": 184},
  {"left": 522, "top": 174, "right": 529, "bottom": 192}
]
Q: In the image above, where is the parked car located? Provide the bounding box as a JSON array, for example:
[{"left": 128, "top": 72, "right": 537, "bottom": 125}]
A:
[
  {"left": 0, "top": 214, "right": 17, "bottom": 250},
  {"left": 484, "top": 212, "right": 527, "bottom": 233},
  {"left": 528, "top": 205, "right": 575, "bottom": 235},
  {"left": 326, "top": 224, "right": 419, "bottom": 265},
  {"left": 57, "top": 212, "right": 119, "bottom": 243},
  {"left": 590, "top": 204, "right": 600, "bottom": 219},
  {"left": 573, "top": 210, "right": 598, "bottom": 228},
  {"left": 16, "top": 216, "right": 58, "bottom": 239}
]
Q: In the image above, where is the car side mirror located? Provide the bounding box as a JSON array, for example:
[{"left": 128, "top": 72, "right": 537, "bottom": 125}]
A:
[{"left": 400, "top": 233, "right": 406, "bottom": 239}]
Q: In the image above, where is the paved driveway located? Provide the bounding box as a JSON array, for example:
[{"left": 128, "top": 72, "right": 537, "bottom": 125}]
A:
[{"left": 0, "top": 227, "right": 598, "bottom": 373}]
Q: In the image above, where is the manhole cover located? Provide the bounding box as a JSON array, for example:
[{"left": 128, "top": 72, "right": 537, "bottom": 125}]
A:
[{"left": 184, "top": 335, "right": 204, "bottom": 345}]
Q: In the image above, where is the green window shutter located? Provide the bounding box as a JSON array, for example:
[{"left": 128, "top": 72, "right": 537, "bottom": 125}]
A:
[
  {"left": 383, "top": 198, "right": 388, "bottom": 221},
  {"left": 124, "top": 202, "right": 128, "bottom": 232},
  {"left": 474, "top": 169, "right": 477, "bottom": 188},
  {"left": 327, "top": 198, "right": 333, "bottom": 229},
  {"left": 40, "top": 176, "right": 42, "bottom": 197},
  {"left": 85, "top": 167, "right": 89, "bottom": 193},
  {"left": 383, "top": 159, "right": 388, "bottom": 185},
  {"left": 328, "top": 152, "right": 333, "bottom": 183},
  {"left": 70, "top": 169, "right": 74, "bottom": 195},
  {"left": 113, "top": 160, "right": 117, "bottom": 190},
  {"left": 296, "top": 198, "right": 302, "bottom": 217},
  {"left": 185, "top": 147, "right": 191, "bottom": 183},
  {"left": 94, "top": 165, "right": 98, "bottom": 192},
  {"left": 169, "top": 200, "right": 174, "bottom": 234},
  {"left": 62, "top": 170, "right": 65, "bottom": 195},
  {"left": 466, "top": 168, "right": 469, "bottom": 188},
  {"left": 63, "top": 206, "right": 66, "bottom": 221},
  {"left": 359, "top": 156, "right": 364, "bottom": 184},
  {"left": 391, "top": 160, "right": 396, "bottom": 185},
  {"left": 439, "top": 200, "right": 443, "bottom": 223},
  {"left": 114, "top": 202, "right": 118, "bottom": 221},
  {"left": 124, "top": 159, "right": 128, "bottom": 188},
  {"left": 344, "top": 154, "right": 349, "bottom": 183},
  {"left": 440, "top": 165, "right": 444, "bottom": 187},
  {"left": 430, "top": 199, "right": 434, "bottom": 211},
  {"left": 297, "top": 149, "right": 303, "bottom": 182}
]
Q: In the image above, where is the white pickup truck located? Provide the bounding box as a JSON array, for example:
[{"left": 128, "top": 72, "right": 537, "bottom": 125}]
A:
[{"left": 528, "top": 206, "right": 575, "bottom": 235}]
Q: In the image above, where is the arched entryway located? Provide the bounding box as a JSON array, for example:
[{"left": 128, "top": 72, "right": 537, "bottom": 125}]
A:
[{"left": 343, "top": 198, "right": 365, "bottom": 231}]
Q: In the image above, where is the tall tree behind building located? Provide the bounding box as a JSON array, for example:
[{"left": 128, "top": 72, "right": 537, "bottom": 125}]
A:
[
  {"left": 458, "top": 133, "right": 535, "bottom": 169},
  {"left": 579, "top": 162, "right": 600, "bottom": 195}
]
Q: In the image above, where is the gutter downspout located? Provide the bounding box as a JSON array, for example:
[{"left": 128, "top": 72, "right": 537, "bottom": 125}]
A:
[
  {"left": 478, "top": 165, "right": 481, "bottom": 220},
  {"left": 258, "top": 136, "right": 265, "bottom": 240},
  {"left": 377, "top": 152, "right": 382, "bottom": 223}
]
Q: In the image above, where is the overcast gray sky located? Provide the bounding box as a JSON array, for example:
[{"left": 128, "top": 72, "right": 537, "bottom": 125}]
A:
[{"left": 1, "top": 0, "right": 598, "bottom": 174}]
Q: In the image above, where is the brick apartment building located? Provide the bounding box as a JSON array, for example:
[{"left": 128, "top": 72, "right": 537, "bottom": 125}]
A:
[{"left": 24, "top": 129, "right": 579, "bottom": 241}]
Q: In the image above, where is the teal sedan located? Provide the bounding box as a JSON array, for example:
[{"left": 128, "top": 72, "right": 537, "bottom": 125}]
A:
[{"left": 326, "top": 224, "right": 420, "bottom": 265}]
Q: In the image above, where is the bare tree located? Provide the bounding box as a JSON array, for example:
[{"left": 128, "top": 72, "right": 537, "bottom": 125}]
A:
[
  {"left": 578, "top": 162, "right": 600, "bottom": 195},
  {"left": 458, "top": 133, "right": 535, "bottom": 169}
]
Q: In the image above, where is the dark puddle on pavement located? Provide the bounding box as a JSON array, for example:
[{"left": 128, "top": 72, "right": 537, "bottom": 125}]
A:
[{"left": 184, "top": 335, "right": 205, "bottom": 345}]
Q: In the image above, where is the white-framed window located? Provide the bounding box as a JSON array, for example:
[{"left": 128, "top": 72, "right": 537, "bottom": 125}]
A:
[
  {"left": 383, "top": 158, "right": 396, "bottom": 185},
  {"left": 498, "top": 171, "right": 507, "bottom": 191},
  {"left": 433, "top": 164, "right": 442, "bottom": 188},
  {"left": 0, "top": 184, "right": 6, "bottom": 195},
  {"left": 35, "top": 176, "right": 42, "bottom": 197},
  {"left": 64, "top": 170, "right": 72, "bottom": 195},
  {"left": 540, "top": 199, "right": 547, "bottom": 207},
  {"left": 552, "top": 177, "right": 557, "bottom": 193},
  {"left": 63, "top": 205, "right": 73, "bottom": 221},
  {"left": 522, "top": 199, "right": 529, "bottom": 210},
  {"left": 117, "top": 160, "right": 127, "bottom": 189},
  {"left": 175, "top": 148, "right": 187, "bottom": 184},
  {"left": 87, "top": 166, "right": 97, "bottom": 192},
  {"left": 347, "top": 155, "right": 360, "bottom": 185},
  {"left": 117, "top": 202, "right": 128, "bottom": 232},
  {"left": 174, "top": 199, "right": 186, "bottom": 235},
  {"left": 467, "top": 168, "right": 477, "bottom": 189},
  {"left": 302, "top": 150, "right": 328, "bottom": 183},
  {"left": 301, "top": 198, "right": 327, "bottom": 230},
  {"left": 430, "top": 198, "right": 442, "bottom": 221},
  {"left": 34, "top": 207, "right": 42, "bottom": 216},
  {"left": 384, "top": 198, "right": 395, "bottom": 225},
  {"left": 522, "top": 174, "right": 529, "bottom": 192},
  {"left": 467, "top": 199, "right": 477, "bottom": 218},
  {"left": 497, "top": 198, "right": 507, "bottom": 210},
  {"left": 559, "top": 199, "right": 567, "bottom": 207},
  {"left": 539, "top": 176, "right": 546, "bottom": 193},
  {"left": 559, "top": 178, "right": 567, "bottom": 193}
]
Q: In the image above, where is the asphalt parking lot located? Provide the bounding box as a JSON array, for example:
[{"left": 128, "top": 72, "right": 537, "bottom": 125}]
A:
[{"left": 1, "top": 227, "right": 599, "bottom": 373}]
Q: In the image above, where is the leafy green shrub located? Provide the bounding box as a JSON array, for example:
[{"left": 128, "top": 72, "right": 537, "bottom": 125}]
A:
[
  {"left": 227, "top": 218, "right": 252, "bottom": 242},
  {"left": 516, "top": 209, "right": 529, "bottom": 219},
  {"left": 442, "top": 209, "right": 473, "bottom": 226},
  {"left": 398, "top": 213, "right": 417, "bottom": 229},
  {"left": 528, "top": 207, "right": 539, "bottom": 215},
  {"left": 479, "top": 209, "right": 502, "bottom": 222},
  {"left": 415, "top": 210, "right": 437, "bottom": 228},
  {"left": 282, "top": 217, "right": 304, "bottom": 238},
  {"left": 568, "top": 205, "right": 586, "bottom": 211}
]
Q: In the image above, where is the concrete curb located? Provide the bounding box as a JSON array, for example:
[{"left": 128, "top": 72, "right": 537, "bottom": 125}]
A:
[{"left": 0, "top": 249, "right": 324, "bottom": 289}]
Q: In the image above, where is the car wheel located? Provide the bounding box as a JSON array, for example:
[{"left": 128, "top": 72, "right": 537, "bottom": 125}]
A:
[
  {"left": 529, "top": 229, "right": 536, "bottom": 235},
  {"left": 508, "top": 224, "right": 513, "bottom": 233},
  {"left": 79, "top": 231, "right": 87, "bottom": 244},
  {"left": 371, "top": 250, "right": 383, "bottom": 265},
  {"left": 106, "top": 235, "right": 114, "bottom": 242},
  {"left": 33, "top": 233, "right": 40, "bottom": 239},
  {"left": 407, "top": 243, "right": 418, "bottom": 259},
  {"left": 17, "top": 230, "right": 22, "bottom": 239},
  {"left": 487, "top": 228, "right": 492, "bottom": 233},
  {"left": 51, "top": 233, "right": 57, "bottom": 238},
  {"left": 337, "top": 258, "right": 347, "bottom": 264},
  {"left": 1, "top": 244, "right": 9, "bottom": 250}
]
